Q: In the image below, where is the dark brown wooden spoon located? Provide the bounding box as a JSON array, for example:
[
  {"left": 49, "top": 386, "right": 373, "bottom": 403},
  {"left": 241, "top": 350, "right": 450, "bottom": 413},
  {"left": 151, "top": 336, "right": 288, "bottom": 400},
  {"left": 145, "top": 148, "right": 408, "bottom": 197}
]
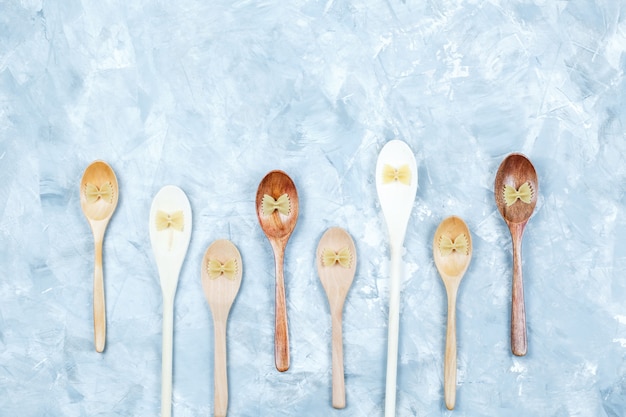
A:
[
  {"left": 255, "top": 170, "right": 299, "bottom": 372},
  {"left": 494, "top": 153, "right": 538, "bottom": 356}
]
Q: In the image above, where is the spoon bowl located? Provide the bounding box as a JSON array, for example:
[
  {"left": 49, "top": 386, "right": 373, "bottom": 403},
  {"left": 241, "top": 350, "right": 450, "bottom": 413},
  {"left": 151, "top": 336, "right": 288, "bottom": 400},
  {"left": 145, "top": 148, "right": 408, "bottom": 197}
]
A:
[
  {"left": 202, "top": 239, "right": 243, "bottom": 417},
  {"left": 80, "top": 161, "right": 119, "bottom": 221},
  {"left": 256, "top": 170, "right": 299, "bottom": 372},
  {"left": 80, "top": 160, "right": 119, "bottom": 353},
  {"left": 149, "top": 185, "right": 192, "bottom": 417},
  {"left": 433, "top": 216, "right": 472, "bottom": 279},
  {"left": 256, "top": 170, "right": 299, "bottom": 239},
  {"left": 494, "top": 153, "right": 538, "bottom": 357},
  {"left": 316, "top": 227, "right": 357, "bottom": 409},
  {"left": 433, "top": 216, "right": 472, "bottom": 410},
  {"left": 375, "top": 140, "right": 418, "bottom": 417},
  {"left": 376, "top": 141, "right": 418, "bottom": 244},
  {"left": 495, "top": 154, "right": 538, "bottom": 224}
]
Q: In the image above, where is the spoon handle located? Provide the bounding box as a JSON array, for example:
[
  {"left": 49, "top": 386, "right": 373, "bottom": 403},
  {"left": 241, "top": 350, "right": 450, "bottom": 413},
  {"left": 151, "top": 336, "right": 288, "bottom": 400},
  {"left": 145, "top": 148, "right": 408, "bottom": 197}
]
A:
[
  {"left": 444, "top": 289, "right": 458, "bottom": 410},
  {"left": 384, "top": 245, "right": 402, "bottom": 417},
  {"left": 272, "top": 242, "right": 290, "bottom": 372},
  {"left": 331, "top": 310, "right": 346, "bottom": 409},
  {"left": 161, "top": 300, "right": 174, "bottom": 417},
  {"left": 510, "top": 223, "right": 527, "bottom": 356},
  {"left": 93, "top": 237, "right": 106, "bottom": 353},
  {"left": 213, "top": 318, "right": 228, "bottom": 417}
]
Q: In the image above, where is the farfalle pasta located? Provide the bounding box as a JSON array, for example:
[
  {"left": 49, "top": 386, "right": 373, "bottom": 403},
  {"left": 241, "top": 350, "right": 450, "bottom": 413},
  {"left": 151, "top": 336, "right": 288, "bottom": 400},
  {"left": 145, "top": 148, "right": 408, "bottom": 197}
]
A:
[
  {"left": 262, "top": 193, "right": 291, "bottom": 215},
  {"left": 439, "top": 233, "right": 469, "bottom": 256},
  {"left": 503, "top": 182, "right": 533, "bottom": 207},
  {"left": 381, "top": 164, "right": 411, "bottom": 185},
  {"left": 155, "top": 210, "right": 184, "bottom": 232},
  {"left": 207, "top": 259, "right": 238, "bottom": 280},
  {"left": 321, "top": 247, "right": 352, "bottom": 268},
  {"left": 84, "top": 182, "right": 115, "bottom": 204}
]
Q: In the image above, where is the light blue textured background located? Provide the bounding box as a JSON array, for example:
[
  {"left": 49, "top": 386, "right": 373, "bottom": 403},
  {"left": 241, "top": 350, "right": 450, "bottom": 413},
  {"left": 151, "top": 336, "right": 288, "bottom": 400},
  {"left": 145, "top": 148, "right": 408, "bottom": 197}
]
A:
[{"left": 1, "top": 1, "right": 625, "bottom": 416}]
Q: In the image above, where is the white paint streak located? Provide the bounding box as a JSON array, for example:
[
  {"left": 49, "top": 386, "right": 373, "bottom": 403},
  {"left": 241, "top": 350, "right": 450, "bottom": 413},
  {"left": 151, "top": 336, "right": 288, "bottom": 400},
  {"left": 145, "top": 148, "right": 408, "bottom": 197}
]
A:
[
  {"left": 510, "top": 360, "right": 526, "bottom": 374},
  {"left": 615, "top": 315, "right": 626, "bottom": 325},
  {"left": 613, "top": 338, "right": 626, "bottom": 348}
]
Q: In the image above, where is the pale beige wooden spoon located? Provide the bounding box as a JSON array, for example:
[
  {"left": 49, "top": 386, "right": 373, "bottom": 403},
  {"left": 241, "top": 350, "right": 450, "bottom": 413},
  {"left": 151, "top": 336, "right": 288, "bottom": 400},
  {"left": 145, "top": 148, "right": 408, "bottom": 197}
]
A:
[
  {"left": 79, "top": 160, "right": 119, "bottom": 353},
  {"left": 201, "top": 239, "right": 243, "bottom": 417},
  {"left": 433, "top": 216, "right": 472, "bottom": 410},
  {"left": 255, "top": 170, "right": 299, "bottom": 372},
  {"left": 316, "top": 227, "right": 357, "bottom": 409}
]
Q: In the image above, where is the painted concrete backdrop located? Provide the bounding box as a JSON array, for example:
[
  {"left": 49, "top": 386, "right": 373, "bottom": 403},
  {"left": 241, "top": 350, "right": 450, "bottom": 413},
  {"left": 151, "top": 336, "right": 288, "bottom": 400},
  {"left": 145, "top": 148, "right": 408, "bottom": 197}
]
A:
[{"left": 1, "top": 0, "right": 625, "bottom": 416}]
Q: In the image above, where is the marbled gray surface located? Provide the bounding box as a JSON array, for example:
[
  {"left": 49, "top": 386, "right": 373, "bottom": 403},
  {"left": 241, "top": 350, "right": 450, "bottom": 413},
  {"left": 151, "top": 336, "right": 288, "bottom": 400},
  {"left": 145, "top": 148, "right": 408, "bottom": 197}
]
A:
[{"left": 1, "top": 0, "right": 625, "bottom": 416}]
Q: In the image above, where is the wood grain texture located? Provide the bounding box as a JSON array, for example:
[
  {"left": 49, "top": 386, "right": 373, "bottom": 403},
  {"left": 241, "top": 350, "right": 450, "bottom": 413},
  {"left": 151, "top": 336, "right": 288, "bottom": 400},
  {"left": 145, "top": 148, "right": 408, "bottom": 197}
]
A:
[
  {"left": 201, "top": 240, "right": 243, "bottom": 417},
  {"left": 510, "top": 222, "right": 527, "bottom": 356},
  {"left": 79, "top": 160, "right": 119, "bottom": 353},
  {"left": 433, "top": 216, "right": 472, "bottom": 410},
  {"left": 494, "top": 153, "right": 538, "bottom": 357},
  {"left": 316, "top": 227, "right": 357, "bottom": 409},
  {"left": 256, "top": 170, "right": 299, "bottom": 372}
]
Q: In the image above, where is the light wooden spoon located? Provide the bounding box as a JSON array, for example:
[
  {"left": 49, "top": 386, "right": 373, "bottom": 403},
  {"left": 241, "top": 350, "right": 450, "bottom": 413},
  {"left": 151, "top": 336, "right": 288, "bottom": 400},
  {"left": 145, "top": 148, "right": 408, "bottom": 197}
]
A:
[
  {"left": 316, "top": 227, "right": 357, "bottom": 409},
  {"left": 80, "top": 160, "right": 119, "bottom": 353},
  {"left": 375, "top": 140, "right": 418, "bottom": 417},
  {"left": 149, "top": 186, "right": 192, "bottom": 417},
  {"left": 494, "top": 153, "right": 538, "bottom": 357},
  {"left": 201, "top": 239, "right": 243, "bottom": 417},
  {"left": 255, "top": 170, "right": 299, "bottom": 372},
  {"left": 433, "top": 216, "right": 472, "bottom": 410}
]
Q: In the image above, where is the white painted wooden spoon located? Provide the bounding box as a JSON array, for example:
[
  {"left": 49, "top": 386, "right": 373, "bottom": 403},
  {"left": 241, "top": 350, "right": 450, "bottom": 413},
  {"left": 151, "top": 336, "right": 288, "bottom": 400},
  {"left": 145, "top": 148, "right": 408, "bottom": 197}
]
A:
[
  {"left": 375, "top": 140, "right": 418, "bottom": 417},
  {"left": 201, "top": 239, "right": 243, "bottom": 417},
  {"left": 316, "top": 227, "right": 357, "bottom": 409},
  {"left": 149, "top": 186, "right": 192, "bottom": 417}
]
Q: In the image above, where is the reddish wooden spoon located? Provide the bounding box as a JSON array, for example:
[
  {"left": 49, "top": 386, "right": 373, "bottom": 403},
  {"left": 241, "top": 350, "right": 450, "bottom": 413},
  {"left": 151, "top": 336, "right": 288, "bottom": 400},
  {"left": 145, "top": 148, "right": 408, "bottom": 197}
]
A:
[
  {"left": 494, "top": 153, "right": 538, "bottom": 356},
  {"left": 255, "top": 170, "right": 299, "bottom": 372}
]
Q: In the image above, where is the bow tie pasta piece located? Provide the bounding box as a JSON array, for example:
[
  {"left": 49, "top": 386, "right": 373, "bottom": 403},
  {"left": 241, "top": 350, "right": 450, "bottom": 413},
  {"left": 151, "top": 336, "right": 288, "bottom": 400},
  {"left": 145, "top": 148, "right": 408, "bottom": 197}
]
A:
[
  {"left": 321, "top": 247, "right": 352, "bottom": 268},
  {"left": 207, "top": 258, "right": 238, "bottom": 280},
  {"left": 503, "top": 182, "right": 533, "bottom": 207},
  {"left": 155, "top": 210, "right": 185, "bottom": 232},
  {"left": 439, "top": 233, "right": 469, "bottom": 256},
  {"left": 84, "top": 182, "right": 115, "bottom": 204},
  {"left": 382, "top": 164, "right": 411, "bottom": 185},
  {"left": 262, "top": 193, "right": 291, "bottom": 216}
]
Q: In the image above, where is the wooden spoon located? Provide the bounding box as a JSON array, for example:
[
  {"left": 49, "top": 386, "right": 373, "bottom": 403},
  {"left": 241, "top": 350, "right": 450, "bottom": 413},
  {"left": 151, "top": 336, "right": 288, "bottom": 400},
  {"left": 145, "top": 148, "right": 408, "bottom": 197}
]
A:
[
  {"left": 80, "top": 160, "right": 119, "bottom": 353},
  {"left": 255, "top": 170, "right": 299, "bottom": 372},
  {"left": 201, "top": 240, "right": 243, "bottom": 417},
  {"left": 494, "top": 153, "right": 538, "bottom": 357},
  {"left": 316, "top": 227, "right": 357, "bottom": 409},
  {"left": 433, "top": 216, "right": 472, "bottom": 410},
  {"left": 149, "top": 186, "right": 192, "bottom": 417},
  {"left": 375, "top": 140, "right": 418, "bottom": 417}
]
